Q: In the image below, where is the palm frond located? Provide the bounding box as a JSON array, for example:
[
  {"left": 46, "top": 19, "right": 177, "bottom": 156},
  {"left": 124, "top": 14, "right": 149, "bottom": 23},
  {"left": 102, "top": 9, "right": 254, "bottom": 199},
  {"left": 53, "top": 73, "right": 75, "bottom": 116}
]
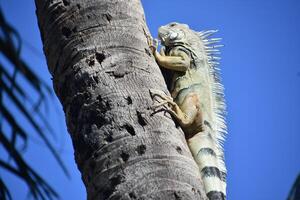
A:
[
  {"left": 288, "top": 174, "right": 300, "bottom": 200},
  {"left": 0, "top": 177, "right": 12, "bottom": 200},
  {"left": 0, "top": 132, "right": 58, "bottom": 200},
  {"left": 0, "top": 7, "right": 68, "bottom": 200}
]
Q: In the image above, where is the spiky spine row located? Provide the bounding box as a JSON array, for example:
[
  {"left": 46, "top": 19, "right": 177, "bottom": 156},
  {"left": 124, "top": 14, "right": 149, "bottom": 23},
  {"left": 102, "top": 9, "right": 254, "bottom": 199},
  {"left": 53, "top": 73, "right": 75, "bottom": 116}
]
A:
[{"left": 198, "top": 30, "right": 227, "bottom": 193}]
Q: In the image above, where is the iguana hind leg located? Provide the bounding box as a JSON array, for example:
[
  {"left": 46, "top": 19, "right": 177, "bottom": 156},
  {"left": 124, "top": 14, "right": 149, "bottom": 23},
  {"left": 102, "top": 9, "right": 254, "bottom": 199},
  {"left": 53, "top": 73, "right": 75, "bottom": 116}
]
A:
[{"left": 150, "top": 89, "right": 203, "bottom": 129}]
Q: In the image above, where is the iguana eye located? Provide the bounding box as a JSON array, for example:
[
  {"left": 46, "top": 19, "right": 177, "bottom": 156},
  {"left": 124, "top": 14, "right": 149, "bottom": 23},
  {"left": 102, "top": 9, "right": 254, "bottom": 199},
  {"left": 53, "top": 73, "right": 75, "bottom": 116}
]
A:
[{"left": 170, "top": 23, "right": 177, "bottom": 27}]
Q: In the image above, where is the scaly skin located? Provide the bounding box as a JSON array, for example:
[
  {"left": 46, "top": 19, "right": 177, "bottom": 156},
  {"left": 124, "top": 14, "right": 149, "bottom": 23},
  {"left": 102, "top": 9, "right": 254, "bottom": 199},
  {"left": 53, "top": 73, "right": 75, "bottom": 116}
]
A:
[{"left": 150, "top": 22, "right": 227, "bottom": 200}]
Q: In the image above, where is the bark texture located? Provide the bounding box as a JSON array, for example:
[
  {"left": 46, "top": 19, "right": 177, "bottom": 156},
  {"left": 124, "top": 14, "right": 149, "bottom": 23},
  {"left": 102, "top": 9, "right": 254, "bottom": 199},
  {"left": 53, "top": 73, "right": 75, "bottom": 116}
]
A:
[{"left": 35, "top": 0, "right": 207, "bottom": 199}]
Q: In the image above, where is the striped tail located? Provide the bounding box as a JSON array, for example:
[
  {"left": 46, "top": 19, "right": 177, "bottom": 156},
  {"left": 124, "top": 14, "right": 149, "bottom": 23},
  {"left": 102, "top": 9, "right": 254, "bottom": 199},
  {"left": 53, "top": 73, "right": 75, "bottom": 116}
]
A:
[{"left": 188, "top": 130, "right": 226, "bottom": 200}]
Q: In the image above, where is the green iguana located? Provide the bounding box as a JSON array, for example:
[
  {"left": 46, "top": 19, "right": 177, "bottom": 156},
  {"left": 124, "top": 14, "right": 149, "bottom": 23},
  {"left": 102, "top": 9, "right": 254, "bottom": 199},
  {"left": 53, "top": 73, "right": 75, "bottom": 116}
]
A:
[{"left": 149, "top": 22, "right": 226, "bottom": 200}]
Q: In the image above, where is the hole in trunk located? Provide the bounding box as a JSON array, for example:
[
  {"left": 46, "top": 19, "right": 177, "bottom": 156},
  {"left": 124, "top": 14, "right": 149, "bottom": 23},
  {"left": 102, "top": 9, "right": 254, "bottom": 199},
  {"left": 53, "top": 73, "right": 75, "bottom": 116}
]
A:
[
  {"left": 120, "top": 151, "right": 130, "bottom": 162},
  {"left": 62, "top": 0, "right": 70, "bottom": 6},
  {"left": 96, "top": 52, "right": 106, "bottom": 64},
  {"left": 125, "top": 96, "right": 133, "bottom": 105},
  {"left": 123, "top": 124, "right": 135, "bottom": 136},
  {"left": 136, "top": 144, "right": 146, "bottom": 155},
  {"left": 61, "top": 26, "right": 72, "bottom": 38},
  {"left": 136, "top": 111, "right": 147, "bottom": 126},
  {"left": 176, "top": 146, "right": 182, "bottom": 154}
]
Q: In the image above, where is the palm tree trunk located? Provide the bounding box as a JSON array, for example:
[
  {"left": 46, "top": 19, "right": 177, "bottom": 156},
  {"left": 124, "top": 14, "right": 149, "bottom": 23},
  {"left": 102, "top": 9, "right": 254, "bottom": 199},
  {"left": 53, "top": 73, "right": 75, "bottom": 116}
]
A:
[{"left": 35, "top": 0, "right": 207, "bottom": 199}]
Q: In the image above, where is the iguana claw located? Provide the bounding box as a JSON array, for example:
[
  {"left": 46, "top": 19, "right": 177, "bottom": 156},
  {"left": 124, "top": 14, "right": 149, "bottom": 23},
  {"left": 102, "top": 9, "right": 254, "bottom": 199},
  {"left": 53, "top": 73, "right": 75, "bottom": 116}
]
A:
[
  {"left": 149, "top": 89, "right": 175, "bottom": 110},
  {"left": 149, "top": 89, "right": 173, "bottom": 102},
  {"left": 149, "top": 39, "right": 159, "bottom": 53},
  {"left": 151, "top": 99, "right": 177, "bottom": 111}
]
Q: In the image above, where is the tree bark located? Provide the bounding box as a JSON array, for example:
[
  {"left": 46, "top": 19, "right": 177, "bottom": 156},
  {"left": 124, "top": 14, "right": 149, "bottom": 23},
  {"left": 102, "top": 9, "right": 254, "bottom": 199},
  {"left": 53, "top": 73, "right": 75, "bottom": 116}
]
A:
[{"left": 35, "top": 0, "right": 207, "bottom": 199}]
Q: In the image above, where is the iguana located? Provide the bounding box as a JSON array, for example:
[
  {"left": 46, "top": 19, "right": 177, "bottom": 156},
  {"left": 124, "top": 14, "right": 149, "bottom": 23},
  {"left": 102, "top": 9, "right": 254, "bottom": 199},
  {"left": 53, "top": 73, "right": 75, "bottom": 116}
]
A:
[{"left": 149, "top": 22, "right": 226, "bottom": 200}]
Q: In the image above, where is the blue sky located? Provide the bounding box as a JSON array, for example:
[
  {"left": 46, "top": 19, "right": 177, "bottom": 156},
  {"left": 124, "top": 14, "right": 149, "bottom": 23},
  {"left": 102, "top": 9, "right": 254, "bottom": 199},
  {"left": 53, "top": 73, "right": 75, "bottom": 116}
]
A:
[{"left": 1, "top": 0, "right": 300, "bottom": 199}]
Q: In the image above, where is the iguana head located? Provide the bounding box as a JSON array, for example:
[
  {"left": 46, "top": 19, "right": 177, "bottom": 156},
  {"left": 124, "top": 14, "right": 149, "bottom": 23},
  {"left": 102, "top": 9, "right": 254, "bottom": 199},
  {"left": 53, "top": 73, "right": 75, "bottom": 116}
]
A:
[
  {"left": 158, "top": 22, "right": 192, "bottom": 47},
  {"left": 158, "top": 22, "right": 212, "bottom": 62}
]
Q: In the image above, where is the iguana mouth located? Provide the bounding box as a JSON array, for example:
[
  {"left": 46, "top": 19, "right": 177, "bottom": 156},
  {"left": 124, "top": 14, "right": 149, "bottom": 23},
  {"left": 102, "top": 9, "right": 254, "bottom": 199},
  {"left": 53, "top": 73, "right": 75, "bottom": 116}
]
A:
[
  {"left": 158, "top": 27, "right": 171, "bottom": 43},
  {"left": 158, "top": 33, "right": 166, "bottom": 44},
  {"left": 158, "top": 32, "right": 175, "bottom": 46},
  {"left": 158, "top": 29, "right": 182, "bottom": 46}
]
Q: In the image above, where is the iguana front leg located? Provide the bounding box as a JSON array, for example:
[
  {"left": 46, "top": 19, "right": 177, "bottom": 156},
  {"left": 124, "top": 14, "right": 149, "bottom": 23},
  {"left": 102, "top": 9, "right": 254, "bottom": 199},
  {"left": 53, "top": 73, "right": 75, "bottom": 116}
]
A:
[
  {"left": 153, "top": 51, "right": 190, "bottom": 71},
  {"left": 149, "top": 40, "right": 191, "bottom": 72}
]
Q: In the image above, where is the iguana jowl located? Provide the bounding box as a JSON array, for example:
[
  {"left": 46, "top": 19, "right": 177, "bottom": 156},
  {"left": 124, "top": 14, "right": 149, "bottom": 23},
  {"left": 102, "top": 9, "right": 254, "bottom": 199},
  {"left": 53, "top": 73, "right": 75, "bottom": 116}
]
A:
[{"left": 150, "top": 22, "right": 227, "bottom": 200}]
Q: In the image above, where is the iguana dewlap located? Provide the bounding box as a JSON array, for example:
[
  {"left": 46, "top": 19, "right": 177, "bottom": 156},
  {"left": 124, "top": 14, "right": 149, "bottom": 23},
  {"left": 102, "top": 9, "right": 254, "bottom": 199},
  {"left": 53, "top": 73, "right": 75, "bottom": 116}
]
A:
[{"left": 150, "top": 22, "right": 227, "bottom": 200}]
